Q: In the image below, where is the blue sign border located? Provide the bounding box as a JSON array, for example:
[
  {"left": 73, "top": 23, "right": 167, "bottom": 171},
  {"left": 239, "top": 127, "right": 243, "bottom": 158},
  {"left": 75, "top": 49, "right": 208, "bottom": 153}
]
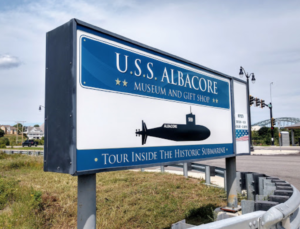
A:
[{"left": 77, "top": 143, "right": 233, "bottom": 172}]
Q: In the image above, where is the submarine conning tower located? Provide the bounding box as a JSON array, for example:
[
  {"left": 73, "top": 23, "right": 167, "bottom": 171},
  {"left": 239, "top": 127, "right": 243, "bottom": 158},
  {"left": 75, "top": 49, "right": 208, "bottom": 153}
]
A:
[{"left": 186, "top": 113, "right": 195, "bottom": 126}]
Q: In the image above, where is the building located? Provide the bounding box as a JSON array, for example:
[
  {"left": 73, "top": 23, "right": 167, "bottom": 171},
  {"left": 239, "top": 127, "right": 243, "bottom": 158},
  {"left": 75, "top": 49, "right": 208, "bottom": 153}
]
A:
[
  {"left": 285, "top": 122, "right": 300, "bottom": 146},
  {"left": 23, "top": 126, "right": 44, "bottom": 140},
  {"left": 0, "top": 125, "right": 18, "bottom": 135}
]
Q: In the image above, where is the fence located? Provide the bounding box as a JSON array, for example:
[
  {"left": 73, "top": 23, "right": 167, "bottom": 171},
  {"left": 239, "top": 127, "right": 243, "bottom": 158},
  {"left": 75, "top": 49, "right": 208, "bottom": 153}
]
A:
[
  {"left": 0, "top": 150, "right": 44, "bottom": 156},
  {"left": 141, "top": 163, "right": 300, "bottom": 229}
]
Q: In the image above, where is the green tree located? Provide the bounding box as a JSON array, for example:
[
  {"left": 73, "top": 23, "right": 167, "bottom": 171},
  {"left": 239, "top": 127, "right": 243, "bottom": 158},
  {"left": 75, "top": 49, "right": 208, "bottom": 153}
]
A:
[
  {"left": 0, "top": 129, "right": 4, "bottom": 138},
  {"left": 34, "top": 124, "right": 40, "bottom": 127},
  {"left": 255, "top": 127, "right": 281, "bottom": 146},
  {"left": 13, "top": 123, "right": 23, "bottom": 134},
  {"left": 251, "top": 130, "right": 259, "bottom": 140},
  {"left": 258, "top": 127, "right": 269, "bottom": 136},
  {"left": 294, "top": 129, "right": 300, "bottom": 144}
]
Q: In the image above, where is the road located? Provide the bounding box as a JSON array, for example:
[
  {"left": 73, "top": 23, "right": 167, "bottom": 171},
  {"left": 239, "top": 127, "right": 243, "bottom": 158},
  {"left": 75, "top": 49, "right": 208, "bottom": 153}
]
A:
[
  {"left": 199, "top": 154, "right": 300, "bottom": 190},
  {"left": 254, "top": 146, "right": 300, "bottom": 151}
]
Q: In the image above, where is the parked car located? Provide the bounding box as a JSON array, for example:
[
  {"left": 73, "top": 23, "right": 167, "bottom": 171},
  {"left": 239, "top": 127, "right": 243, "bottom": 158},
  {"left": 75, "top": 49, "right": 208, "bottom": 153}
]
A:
[{"left": 22, "top": 140, "right": 38, "bottom": 147}]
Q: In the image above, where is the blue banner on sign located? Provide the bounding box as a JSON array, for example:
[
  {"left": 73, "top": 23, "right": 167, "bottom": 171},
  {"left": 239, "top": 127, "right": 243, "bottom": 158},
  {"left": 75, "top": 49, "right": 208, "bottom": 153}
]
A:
[
  {"left": 77, "top": 143, "right": 233, "bottom": 172},
  {"left": 80, "top": 36, "right": 230, "bottom": 109}
]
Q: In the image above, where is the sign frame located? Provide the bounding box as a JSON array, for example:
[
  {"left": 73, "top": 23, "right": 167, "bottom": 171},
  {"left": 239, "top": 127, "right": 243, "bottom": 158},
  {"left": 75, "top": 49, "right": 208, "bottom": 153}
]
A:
[{"left": 44, "top": 19, "right": 249, "bottom": 176}]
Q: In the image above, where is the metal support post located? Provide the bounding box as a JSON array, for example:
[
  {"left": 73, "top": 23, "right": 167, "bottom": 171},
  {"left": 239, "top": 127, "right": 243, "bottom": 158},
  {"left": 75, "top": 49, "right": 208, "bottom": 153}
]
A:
[
  {"left": 205, "top": 166, "right": 211, "bottom": 185},
  {"left": 141, "top": 168, "right": 144, "bottom": 172},
  {"left": 282, "top": 217, "right": 291, "bottom": 229},
  {"left": 160, "top": 166, "right": 164, "bottom": 173},
  {"left": 183, "top": 163, "right": 188, "bottom": 178},
  {"left": 291, "top": 130, "right": 295, "bottom": 146},
  {"left": 246, "top": 77, "right": 254, "bottom": 151},
  {"left": 225, "top": 157, "right": 238, "bottom": 207},
  {"left": 77, "top": 174, "right": 96, "bottom": 229}
]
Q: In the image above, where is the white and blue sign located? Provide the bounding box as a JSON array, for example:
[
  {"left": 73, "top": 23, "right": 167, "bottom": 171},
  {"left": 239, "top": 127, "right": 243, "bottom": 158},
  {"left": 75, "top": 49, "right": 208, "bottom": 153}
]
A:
[
  {"left": 76, "top": 26, "right": 234, "bottom": 173},
  {"left": 233, "top": 81, "right": 250, "bottom": 154},
  {"left": 80, "top": 36, "right": 230, "bottom": 109}
]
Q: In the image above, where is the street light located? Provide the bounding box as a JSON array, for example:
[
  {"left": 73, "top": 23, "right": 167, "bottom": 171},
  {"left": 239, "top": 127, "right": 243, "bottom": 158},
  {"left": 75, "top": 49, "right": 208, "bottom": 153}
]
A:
[
  {"left": 39, "top": 105, "right": 45, "bottom": 111},
  {"left": 239, "top": 66, "right": 256, "bottom": 151},
  {"left": 239, "top": 66, "right": 256, "bottom": 84},
  {"left": 270, "top": 82, "right": 273, "bottom": 104}
]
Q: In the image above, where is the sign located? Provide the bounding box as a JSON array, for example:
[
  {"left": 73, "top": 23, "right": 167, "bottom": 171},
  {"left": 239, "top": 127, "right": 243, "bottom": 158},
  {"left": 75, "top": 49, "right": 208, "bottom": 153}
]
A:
[
  {"left": 44, "top": 19, "right": 249, "bottom": 175},
  {"left": 233, "top": 81, "right": 250, "bottom": 154},
  {"left": 235, "top": 113, "right": 249, "bottom": 142}
]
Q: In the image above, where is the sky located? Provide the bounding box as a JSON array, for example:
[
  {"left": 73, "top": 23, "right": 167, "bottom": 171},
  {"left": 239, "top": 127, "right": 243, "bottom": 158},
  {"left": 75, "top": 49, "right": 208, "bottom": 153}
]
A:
[{"left": 0, "top": 0, "right": 299, "bottom": 127}]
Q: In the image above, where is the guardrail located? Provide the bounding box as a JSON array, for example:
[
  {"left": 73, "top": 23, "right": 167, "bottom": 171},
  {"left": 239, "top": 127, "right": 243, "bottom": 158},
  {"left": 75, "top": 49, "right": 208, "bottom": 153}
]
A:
[
  {"left": 147, "top": 163, "right": 227, "bottom": 190},
  {"left": 141, "top": 163, "right": 300, "bottom": 229},
  {"left": 190, "top": 184, "right": 300, "bottom": 229},
  {"left": 0, "top": 150, "right": 44, "bottom": 156}
]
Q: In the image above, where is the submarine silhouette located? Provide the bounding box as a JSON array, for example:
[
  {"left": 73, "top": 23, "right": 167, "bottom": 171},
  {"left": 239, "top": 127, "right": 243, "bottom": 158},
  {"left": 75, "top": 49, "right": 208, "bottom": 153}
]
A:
[{"left": 135, "top": 112, "right": 210, "bottom": 145}]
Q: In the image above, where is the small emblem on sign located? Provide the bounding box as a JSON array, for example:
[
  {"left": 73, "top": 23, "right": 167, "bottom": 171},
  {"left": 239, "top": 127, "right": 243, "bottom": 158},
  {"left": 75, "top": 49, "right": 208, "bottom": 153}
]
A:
[{"left": 115, "top": 78, "right": 121, "bottom": 85}]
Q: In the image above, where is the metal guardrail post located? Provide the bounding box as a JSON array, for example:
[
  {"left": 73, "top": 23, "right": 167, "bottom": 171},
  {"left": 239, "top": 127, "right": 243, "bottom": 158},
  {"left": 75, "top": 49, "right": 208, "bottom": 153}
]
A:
[
  {"left": 236, "top": 172, "right": 242, "bottom": 194},
  {"left": 183, "top": 163, "right": 188, "bottom": 178},
  {"left": 282, "top": 217, "right": 291, "bottom": 229},
  {"left": 160, "top": 166, "right": 164, "bottom": 173},
  {"left": 246, "top": 173, "right": 255, "bottom": 200},
  {"left": 205, "top": 166, "right": 210, "bottom": 185},
  {"left": 291, "top": 207, "right": 300, "bottom": 229}
]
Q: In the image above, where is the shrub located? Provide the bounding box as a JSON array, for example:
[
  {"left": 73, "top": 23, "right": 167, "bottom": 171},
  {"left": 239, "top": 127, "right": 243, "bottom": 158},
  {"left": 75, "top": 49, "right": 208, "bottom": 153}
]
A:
[
  {"left": 10, "top": 140, "right": 15, "bottom": 148},
  {"left": 35, "top": 139, "right": 44, "bottom": 145},
  {"left": 0, "top": 144, "right": 6, "bottom": 149},
  {"left": 0, "top": 138, "right": 10, "bottom": 146}
]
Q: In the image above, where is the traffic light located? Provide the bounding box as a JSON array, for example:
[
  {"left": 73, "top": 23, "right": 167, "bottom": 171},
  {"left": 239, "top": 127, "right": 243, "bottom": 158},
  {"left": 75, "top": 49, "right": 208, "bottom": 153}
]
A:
[
  {"left": 255, "top": 98, "right": 261, "bottom": 107},
  {"left": 249, "top": 95, "right": 254, "bottom": 106},
  {"left": 271, "top": 118, "right": 276, "bottom": 127},
  {"left": 261, "top": 99, "right": 265, "bottom": 108}
]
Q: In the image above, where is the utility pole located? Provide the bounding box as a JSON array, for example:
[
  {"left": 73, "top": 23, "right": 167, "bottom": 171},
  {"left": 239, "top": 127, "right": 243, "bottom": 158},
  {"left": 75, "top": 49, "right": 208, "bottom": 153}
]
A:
[
  {"left": 16, "top": 123, "right": 18, "bottom": 144},
  {"left": 16, "top": 121, "right": 26, "bottom": 145},
  {"left": 22, "top": 124, "right": 24, "bottom": 143},
  {"left": 269, "top": 103, "right": 275, "bottom": 146}
]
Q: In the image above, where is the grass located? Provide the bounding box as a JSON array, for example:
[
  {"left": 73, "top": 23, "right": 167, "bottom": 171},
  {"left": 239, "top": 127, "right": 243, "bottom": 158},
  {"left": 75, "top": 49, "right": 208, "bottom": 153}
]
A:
[
  {"left": 1, "top": 134, "right": 24, "bottom": 145},
  {"left": 0, "top": 153, "right": 226, "bottom": 229}
]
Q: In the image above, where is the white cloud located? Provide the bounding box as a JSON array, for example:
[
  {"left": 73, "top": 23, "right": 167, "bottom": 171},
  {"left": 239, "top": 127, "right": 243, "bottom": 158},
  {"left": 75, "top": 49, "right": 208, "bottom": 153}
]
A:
[{"left": 0, "top": 54, "right": 22, "bottom": 69}]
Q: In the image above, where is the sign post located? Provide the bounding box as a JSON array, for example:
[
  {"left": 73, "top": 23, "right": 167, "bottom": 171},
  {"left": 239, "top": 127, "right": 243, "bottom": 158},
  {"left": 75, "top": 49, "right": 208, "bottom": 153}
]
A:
[
  {"left": 278, "top": 121, "right": 282, "bottom": 151},
  {"left": 77, "top": 174, "right": 96, "bottom": 229},
  {"left": 44, "top": 19, "right": 250, "bottom": 227}
]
